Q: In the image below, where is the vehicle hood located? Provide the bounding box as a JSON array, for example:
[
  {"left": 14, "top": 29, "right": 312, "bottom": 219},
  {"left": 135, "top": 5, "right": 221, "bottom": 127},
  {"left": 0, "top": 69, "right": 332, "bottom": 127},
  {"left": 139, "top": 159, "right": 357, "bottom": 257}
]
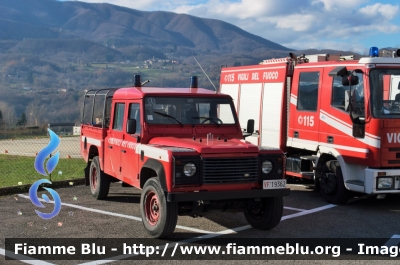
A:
[{"left": 148, "top": 137, "right": 259, "bottom": 154}]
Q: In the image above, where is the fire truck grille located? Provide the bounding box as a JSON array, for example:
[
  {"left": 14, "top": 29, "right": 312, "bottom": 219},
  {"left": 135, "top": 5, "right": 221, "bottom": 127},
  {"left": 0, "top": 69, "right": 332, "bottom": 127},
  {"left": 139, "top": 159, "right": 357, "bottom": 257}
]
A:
[{"left": 202, "top": 157, "right": 259, "bottom": 184}]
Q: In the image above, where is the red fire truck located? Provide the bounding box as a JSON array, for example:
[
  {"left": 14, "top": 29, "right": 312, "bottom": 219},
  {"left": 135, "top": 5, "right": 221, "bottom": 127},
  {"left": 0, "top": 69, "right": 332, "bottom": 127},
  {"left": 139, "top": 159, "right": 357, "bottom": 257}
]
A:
[
  {"left": 220, "top": 47, "right": 400, "bottom": 204},
  {"left": 80, "top": 76, "right": 289, "bottom": 238}
]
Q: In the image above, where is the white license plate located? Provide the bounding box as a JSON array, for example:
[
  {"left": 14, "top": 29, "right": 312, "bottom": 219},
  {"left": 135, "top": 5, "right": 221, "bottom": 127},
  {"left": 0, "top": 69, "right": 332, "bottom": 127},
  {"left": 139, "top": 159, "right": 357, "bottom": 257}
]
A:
[{"left": 263, "top": 179, "right": 286, "bottom": 189}]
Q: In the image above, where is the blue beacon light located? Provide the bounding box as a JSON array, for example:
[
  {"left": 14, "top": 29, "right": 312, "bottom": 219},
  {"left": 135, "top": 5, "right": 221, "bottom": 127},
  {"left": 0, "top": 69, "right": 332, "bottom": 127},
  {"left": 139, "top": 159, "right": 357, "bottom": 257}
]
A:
[{"left": 369, "top": 47, "right": 379, "bottom": 57}]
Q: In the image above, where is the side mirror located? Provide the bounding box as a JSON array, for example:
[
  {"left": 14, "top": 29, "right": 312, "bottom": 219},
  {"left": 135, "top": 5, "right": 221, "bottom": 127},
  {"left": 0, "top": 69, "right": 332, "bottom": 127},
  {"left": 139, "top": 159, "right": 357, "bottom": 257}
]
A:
[
  {"left": 246, "top": 119, "right": 254, "bottom": 134},
  {"left": 243, "top": 119, "right": 254, "bottom": 139},
  {"left": 353, "top": 123, "right": 365, "bottom": 138},
  {"left": 342, "top": 75, "right": 359, "bottom": 86},
  {"left": 126, "top": 119, "right": 137, "bottom": 134}
]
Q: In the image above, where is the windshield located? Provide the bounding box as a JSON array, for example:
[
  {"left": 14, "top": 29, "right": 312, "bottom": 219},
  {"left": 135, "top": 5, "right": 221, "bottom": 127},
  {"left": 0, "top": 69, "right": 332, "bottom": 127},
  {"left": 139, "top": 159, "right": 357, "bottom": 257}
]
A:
[
  {"left": 144, "top": 96, "right": 237, "bottom": 125},
  {"left": 370, "top": 69, "right": 400, "bottom": 118}
]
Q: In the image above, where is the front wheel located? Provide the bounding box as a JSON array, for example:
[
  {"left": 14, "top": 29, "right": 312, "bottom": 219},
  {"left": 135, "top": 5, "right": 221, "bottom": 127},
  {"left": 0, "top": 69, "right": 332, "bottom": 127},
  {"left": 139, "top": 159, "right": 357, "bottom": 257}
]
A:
[
  {"left": 320, "top": 161, "right": 351, "bottom": 204},
  {"left": 244, "top": 197, "right": 283, "bottom": 230},
  {"left": 140, "top": 178, "right": 178, "bottom": 238},
  {"left": 89, "top": 156, "right": 110, "bottom": 200}
]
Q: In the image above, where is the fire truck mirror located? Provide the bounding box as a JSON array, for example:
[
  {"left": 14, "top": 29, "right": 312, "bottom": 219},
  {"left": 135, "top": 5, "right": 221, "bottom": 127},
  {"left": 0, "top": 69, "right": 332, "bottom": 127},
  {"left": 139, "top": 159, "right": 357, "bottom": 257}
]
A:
[
  {"left": 342, "top": 75, "right": 359, "bottom": 86},
  {"left": 353, "top": 123, "right": 365, "bottom": 138},
  {"left": 246, "top": 119, "right": 255, "bottom": 134},
  {"left": 126, "top": 119, "right": 137, "bottom": 134},
  {"left": 328, "top": 66, "right": 348, "bottom": 77}
]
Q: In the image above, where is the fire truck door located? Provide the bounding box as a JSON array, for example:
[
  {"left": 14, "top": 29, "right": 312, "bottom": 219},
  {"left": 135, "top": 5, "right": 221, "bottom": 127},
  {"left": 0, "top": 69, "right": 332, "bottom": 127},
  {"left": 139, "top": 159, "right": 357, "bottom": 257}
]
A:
[
  {"left": 238, "top": 83, "right": 263, "bottom": 145},
  {"left": 121, "top": 103, "right": 141, "bottom": 186},
  {"left": 105, "top": 102, "right": 125, "bottom": 176},
  {"left": 289, "top": 70, "right": 321, "bottom": 150}
]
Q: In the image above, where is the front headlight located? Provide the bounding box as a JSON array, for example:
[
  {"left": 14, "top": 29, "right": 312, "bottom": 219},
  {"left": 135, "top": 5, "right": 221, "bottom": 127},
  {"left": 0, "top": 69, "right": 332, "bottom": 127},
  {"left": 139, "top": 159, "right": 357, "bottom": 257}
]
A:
[
  {"left": 183, "top": 163, "right": 196, "bottom": 177},
  {"left": 377, "top": 177, "right": 393, "bottom": 189},
  {"left": 262, "top": 160, "right": 273, "bottom": 174}
]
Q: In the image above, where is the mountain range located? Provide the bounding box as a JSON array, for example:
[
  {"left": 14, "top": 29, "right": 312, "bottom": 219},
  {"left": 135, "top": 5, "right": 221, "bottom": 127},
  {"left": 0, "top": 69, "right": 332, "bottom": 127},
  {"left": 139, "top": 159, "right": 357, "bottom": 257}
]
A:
[
  {"left": 0, "top": 0, "right": 290, "bottom": 60},
  {"left": 0, "top": 0, "right": 359, "bottom": 126}
]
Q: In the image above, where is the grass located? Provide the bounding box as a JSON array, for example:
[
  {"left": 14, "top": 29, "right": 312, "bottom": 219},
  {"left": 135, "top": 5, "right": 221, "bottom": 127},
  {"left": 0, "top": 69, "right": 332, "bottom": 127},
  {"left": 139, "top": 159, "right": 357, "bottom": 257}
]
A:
[{"left": 0, "top": 154, "right": 86, "bottom": 188}]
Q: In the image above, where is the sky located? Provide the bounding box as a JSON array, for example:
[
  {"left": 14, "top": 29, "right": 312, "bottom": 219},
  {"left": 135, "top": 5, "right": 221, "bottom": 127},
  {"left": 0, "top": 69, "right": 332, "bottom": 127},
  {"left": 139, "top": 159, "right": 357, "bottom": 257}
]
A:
[{"left": 62, "top": 0, "right": 400, "bottom": 54}]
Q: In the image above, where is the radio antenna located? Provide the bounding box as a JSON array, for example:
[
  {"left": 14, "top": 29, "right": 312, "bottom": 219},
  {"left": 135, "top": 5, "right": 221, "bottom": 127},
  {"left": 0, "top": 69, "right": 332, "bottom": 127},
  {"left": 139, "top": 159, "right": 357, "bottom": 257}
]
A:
[{"left": 194, "top": 57, "right": 217, "bottom": 93}]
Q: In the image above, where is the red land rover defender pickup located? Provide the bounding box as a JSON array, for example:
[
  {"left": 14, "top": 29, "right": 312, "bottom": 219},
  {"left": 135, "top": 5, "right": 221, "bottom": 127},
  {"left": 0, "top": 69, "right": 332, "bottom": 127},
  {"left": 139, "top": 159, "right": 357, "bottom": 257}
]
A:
[{"left": 80, "top": 75, "right": 289, "bottom": 238}]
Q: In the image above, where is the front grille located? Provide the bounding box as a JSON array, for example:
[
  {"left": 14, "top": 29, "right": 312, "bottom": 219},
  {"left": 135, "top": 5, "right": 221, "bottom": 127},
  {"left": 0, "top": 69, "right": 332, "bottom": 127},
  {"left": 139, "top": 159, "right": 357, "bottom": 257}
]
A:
[{"left": 202, "top": 157, "right": 259, "bottom": 184}]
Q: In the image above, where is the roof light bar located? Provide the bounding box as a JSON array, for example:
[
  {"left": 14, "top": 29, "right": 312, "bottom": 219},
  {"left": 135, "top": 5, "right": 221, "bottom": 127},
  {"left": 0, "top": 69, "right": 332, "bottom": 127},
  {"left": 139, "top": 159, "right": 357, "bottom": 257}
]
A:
[{"left": 369, "top": 47, "right": 379, "bottom": 57}]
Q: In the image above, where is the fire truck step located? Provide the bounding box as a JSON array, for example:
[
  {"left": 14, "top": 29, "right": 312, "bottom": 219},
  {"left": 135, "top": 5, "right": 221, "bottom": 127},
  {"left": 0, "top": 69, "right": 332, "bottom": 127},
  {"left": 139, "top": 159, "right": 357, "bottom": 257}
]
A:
[
  {"left": 300, "top": 172, "right": 314, "bottom": 176},
  {"left": 299, "top": 156, "right": 318, "bottom": 161},
  {"left": 346, "top": 180, "right": 364, "bottom": 186}
]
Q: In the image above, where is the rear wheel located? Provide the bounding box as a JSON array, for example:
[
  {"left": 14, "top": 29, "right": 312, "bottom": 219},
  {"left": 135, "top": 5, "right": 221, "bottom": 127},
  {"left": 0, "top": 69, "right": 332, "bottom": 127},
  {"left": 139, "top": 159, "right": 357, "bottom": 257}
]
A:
[
  {"left": 89, "top": 156, "right": 110, "bottom": 200},
  {"left": 320, "top": 160, "right": 351, "bottom": 204},
  {"left": 140, "top": 178, "right": 178, "bottom": 238},
  {"left": 244, "top": 197, "right": 283, "bottom": 230}
]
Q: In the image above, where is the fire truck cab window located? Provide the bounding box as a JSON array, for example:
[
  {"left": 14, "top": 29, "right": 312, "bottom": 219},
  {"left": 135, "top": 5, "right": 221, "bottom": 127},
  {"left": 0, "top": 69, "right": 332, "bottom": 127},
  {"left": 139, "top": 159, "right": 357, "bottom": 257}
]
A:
[
  {"left": 331, "top": 73, "right": 364, "bottom": 113},
  {"left": 128, "top": 103, "right": 141, "bottom": 134},
  {"left": 297, "top": 72, "right": 319, "bottom": 111},
  {"left": 113, "top": 103, "right": 125, "bottom": 131}
]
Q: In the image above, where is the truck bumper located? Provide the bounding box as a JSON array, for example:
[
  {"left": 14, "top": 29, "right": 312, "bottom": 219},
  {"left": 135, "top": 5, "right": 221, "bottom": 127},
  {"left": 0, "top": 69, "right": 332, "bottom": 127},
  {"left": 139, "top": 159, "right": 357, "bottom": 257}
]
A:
[
  {"left": 166, "top": 188, "right": 290, "bottom": 202},
  {"left": 365, "top": 168, "right": 400, "bottom": 194}
]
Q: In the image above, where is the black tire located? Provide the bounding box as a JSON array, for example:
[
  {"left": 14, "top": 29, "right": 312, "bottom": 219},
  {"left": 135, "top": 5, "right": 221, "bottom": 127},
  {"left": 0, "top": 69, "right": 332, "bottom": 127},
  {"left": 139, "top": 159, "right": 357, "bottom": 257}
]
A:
[
  {"left": 320, "top": 161, "right": 351, "bottom": 204},
  {"left": 89, "top": 156, "right": 110, "bottom": 200},
  {"left": 313, "top": 173, "right": 321, "bottom": 192},
  {"left": 140, "top": 178, "right": 178, "bottom": 238},
  {"left": 244, "top": 197, "right": 283, "bottom": 230}
]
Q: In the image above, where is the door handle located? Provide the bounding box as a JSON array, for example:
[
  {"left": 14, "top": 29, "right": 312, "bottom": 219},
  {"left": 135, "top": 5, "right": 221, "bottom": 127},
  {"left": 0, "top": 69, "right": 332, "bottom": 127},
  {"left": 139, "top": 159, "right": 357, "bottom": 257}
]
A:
[
  {"left": 327, "top": 136, "right": 334, "bottom": 144},
  {"left": 108, "top": 146, "right": 113, "bottom": 149},
  {"left": 121, "top": 150, "right": 126, "bottom": 153}
]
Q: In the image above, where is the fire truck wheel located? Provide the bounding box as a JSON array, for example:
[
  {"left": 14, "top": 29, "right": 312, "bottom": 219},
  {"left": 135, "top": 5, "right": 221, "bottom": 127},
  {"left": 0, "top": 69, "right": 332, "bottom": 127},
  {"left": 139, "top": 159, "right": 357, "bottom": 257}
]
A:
[
  {"left": 313, "top": 174, "right": 321, "bottom": 192},
  {"left": 89, "top": 156, "right": 110, "bottom": 200},
  {"left": 320, "top": 161, "right": 351, "bottom": 204},
  {"left": 140, "top": 178, "right": 178, "bottom": 238},
  {"left": 244, "top": 197, "right": 283, "bottom": 230}
]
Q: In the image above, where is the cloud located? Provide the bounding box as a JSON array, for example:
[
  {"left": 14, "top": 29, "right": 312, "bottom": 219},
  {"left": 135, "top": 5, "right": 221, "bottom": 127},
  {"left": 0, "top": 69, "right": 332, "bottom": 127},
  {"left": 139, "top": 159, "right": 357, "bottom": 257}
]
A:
[
  {"left": 261, "top": 14, "right": 317, "bottom": 32},
  {"left": 360, "top": 3, "right": 399, "bottom": 20},
  {"left": 312, "top": 0, "right": 367, "bottom": 11}
]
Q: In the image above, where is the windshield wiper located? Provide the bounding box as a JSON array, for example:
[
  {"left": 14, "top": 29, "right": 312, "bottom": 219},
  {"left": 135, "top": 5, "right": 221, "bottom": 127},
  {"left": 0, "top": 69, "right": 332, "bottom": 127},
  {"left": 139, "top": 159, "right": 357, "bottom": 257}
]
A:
[
  {"left": 153, "top": 111, "right": 183, "bottom": 126},
  {"left": 193, "top": 116, "right": 221, "bottom": 126}
]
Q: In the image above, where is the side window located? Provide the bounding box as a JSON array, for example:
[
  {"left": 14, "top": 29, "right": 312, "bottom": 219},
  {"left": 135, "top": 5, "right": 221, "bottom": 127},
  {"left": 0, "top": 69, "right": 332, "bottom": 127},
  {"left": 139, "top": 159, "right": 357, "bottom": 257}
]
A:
[
  {"left": 112, "top": 103, "right": 125, "bottom": 131},
  {"left": 332, "top": 76, "right": 347, "bottom": 111},
  {"left": 104, "top": 97, "right": 112, "bottom": 127},
  {"left": 331, "top": 73, "right": 364, "bottom": 113},
  {"left": 297, "top": 72, "right": 320, "bottom": 111},
  {"left": 128, "top": 103, "right": 141, "bottom": 134}
]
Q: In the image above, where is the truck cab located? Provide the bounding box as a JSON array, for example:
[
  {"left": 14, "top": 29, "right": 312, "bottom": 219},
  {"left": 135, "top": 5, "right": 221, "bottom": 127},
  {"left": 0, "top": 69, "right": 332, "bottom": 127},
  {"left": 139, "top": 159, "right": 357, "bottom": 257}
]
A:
[
  {"left": 80, "top": 76, "right": 289, "bottom": 238},
  {"left": 220, "top": 48, "right": 400, "bottom": 204}
]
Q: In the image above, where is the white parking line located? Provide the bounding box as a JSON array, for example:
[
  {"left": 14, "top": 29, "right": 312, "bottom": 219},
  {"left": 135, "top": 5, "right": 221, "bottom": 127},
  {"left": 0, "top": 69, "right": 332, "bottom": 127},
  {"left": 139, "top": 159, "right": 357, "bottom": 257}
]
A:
[
  {"left": 384, "top": 234, "right": 400, "bottom": 247},
  {"left": 76, "top": 204, "right": 337, "bottom": 265},
  {"left": 17, "top": 194, "right": 213, "bottom": 235},
  {"left": 15, "top": 194, "right": 337, "bottom": 265},
  {"left": 281, "top": 204, "right": 336, "bottom": 220},
  {"left": 283, "top": 206, "right": 307, "bottom": 212},
  {"left": 0, "top": 248, "right": 57, "bottom": 265}
]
